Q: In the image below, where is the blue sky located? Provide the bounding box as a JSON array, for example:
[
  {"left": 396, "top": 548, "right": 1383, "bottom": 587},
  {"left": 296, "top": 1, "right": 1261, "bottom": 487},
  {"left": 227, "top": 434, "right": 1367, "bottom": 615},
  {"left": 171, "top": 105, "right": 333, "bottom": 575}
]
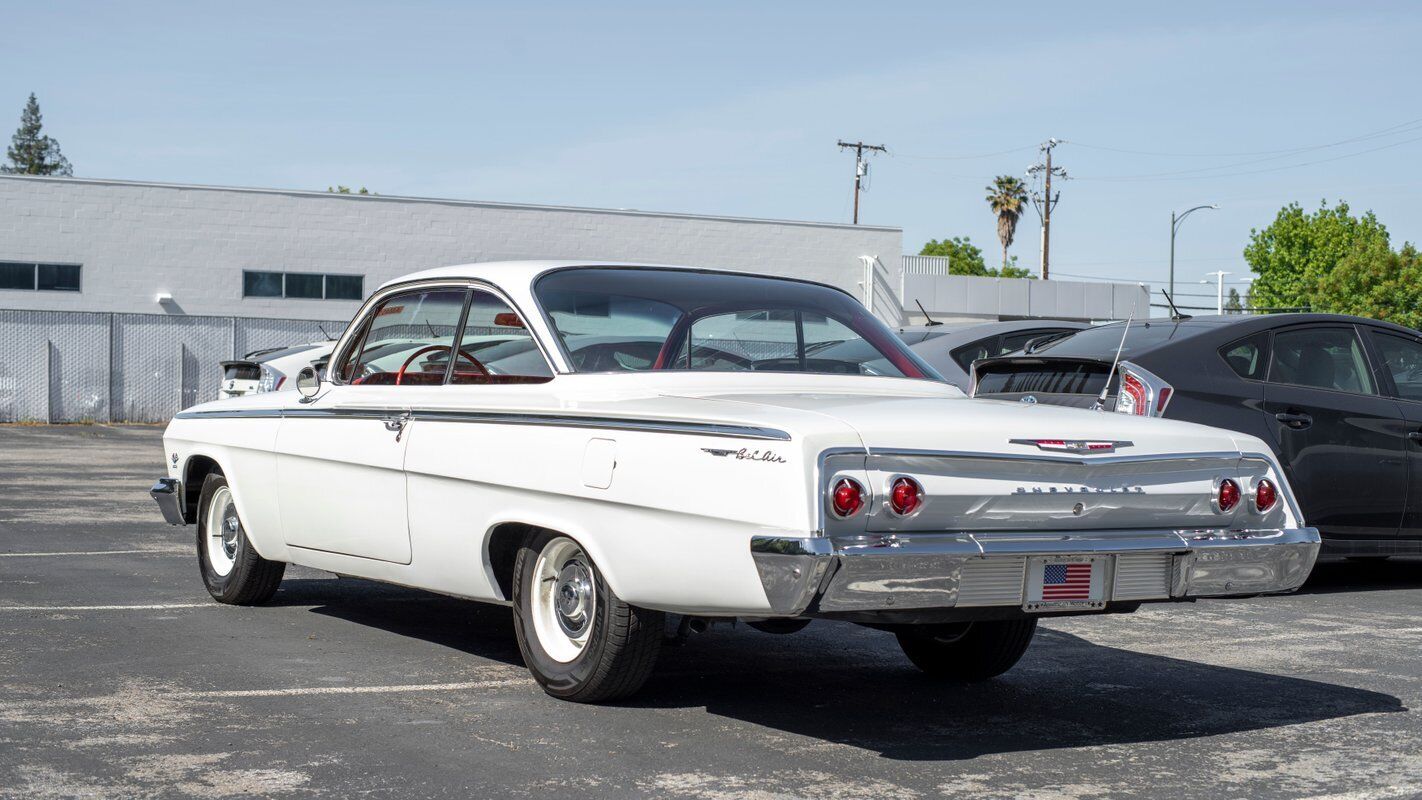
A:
[{"left": 5, "top": 1, "right": 1420, "bottom": 306}]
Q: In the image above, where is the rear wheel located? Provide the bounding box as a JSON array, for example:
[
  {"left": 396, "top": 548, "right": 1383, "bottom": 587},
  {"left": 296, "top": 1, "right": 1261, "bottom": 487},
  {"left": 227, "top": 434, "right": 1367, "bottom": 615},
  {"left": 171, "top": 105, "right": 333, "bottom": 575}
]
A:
[
  {"left": 196, "top": 473, "right": 285, "bottom": 605},
  {"left": 512, "top": 532, "right": 663, "bottom": 703},
  {"left": 895, "top": 619, "right": 1037, "bottom": 681}
]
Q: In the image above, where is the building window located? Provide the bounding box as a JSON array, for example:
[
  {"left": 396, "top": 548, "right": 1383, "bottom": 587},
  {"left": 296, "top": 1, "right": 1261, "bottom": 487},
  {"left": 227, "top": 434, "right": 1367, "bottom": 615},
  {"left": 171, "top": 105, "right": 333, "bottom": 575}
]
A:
[
  {"left": 242, "top": 270, "right": 364, "bottom": 300},
  {"left": 0, "top": 261, "right": 82, "bottom": 292}
]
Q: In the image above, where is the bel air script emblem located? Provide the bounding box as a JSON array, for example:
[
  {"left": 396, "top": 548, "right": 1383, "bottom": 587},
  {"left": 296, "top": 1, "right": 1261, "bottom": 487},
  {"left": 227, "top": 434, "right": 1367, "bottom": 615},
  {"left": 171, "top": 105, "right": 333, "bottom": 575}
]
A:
[
  {"left": 1008, "top": 438, "right": 1134, "bottom": 454},
  {"left": 702, "top": 447, "right": 787, "bottom": 464}
]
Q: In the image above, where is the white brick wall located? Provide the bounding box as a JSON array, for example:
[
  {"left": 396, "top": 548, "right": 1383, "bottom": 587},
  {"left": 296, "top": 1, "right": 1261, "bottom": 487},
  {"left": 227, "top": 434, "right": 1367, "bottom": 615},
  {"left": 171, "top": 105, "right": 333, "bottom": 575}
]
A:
[{"left": 0, "top": 176, "right": 902, "bottom": 321}]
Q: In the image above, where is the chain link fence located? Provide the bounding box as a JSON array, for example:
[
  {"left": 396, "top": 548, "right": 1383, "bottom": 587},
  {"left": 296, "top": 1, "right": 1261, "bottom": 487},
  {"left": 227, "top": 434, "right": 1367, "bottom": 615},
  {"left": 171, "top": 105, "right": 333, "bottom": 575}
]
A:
[{"left": 0, "top": 309, "right": 348, "bottom": 423}]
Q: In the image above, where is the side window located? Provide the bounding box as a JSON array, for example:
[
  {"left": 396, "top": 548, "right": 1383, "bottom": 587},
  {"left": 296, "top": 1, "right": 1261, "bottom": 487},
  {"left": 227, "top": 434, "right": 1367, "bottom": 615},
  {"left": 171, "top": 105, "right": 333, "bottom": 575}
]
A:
[
  {"left": 1369, "top": 331, "right": 1422, "bottom": 402},
  {"left": 448, "top": 291, "right": 554, "bottom": 384},
  {"left": 1220, "top": 332, "right": 1270, "bottom": 380},
  {"left": 1270, "top": 327, "right": 1376, "bottom": 395},
  {"left": 337, "top": 288, "right": 469, "bottom": 386}
]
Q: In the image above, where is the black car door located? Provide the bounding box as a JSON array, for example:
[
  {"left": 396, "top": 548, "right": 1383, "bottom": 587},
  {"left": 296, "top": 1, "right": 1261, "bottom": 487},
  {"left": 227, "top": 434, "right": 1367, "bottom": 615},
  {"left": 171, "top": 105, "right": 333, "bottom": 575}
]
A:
[
  {"left": 1262, "top": 324, "right": 1408, "bottom": 540},
  {"left": 1363, "top": 327, "right": 1422, "bottom": 539}
]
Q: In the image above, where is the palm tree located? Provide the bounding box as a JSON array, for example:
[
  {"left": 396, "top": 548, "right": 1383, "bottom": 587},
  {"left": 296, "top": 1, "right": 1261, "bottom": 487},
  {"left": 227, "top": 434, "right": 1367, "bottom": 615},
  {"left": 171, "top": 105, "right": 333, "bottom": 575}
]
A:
[{"left": 985, "top": 175, "right": 1029, "bottom": 271}]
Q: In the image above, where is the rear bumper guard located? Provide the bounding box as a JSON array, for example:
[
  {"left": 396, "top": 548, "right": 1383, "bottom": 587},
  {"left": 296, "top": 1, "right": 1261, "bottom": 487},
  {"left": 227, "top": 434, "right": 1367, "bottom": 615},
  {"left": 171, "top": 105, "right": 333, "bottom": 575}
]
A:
[{"left": 750, "top": 527, "right": 1321, "bottom": 616}]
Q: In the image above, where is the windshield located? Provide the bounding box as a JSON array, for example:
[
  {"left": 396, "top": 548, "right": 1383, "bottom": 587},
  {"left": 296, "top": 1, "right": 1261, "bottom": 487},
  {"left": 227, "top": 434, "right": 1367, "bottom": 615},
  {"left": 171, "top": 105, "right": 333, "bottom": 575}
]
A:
[{"left": 535, "top": 267, "right": 939, "bottom": 379}]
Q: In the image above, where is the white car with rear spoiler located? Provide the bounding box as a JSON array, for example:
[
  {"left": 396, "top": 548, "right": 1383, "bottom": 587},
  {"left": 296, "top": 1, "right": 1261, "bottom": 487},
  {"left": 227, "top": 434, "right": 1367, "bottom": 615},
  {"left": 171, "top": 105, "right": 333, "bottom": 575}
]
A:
[{"left": 151, "top": 261, "right": 1320, "bottom": 703}]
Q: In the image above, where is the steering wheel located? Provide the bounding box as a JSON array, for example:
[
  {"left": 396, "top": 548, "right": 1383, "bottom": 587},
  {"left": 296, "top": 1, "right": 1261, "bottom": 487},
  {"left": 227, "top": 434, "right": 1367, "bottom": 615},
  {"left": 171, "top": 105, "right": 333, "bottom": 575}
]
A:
[{"left": 394, "top": 345, "right": 488, "bottom": 385}]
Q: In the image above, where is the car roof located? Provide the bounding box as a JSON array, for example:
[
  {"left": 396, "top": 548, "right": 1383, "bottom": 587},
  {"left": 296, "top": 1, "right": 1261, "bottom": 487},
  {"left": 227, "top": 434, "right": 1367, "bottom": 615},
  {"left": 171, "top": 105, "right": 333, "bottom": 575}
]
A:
[
  {"left": 1025, "top": 312, "right": 1420, "bottom": 361},
  {"left": 380, "top": 260, "right": 730, "bottom": 291}
]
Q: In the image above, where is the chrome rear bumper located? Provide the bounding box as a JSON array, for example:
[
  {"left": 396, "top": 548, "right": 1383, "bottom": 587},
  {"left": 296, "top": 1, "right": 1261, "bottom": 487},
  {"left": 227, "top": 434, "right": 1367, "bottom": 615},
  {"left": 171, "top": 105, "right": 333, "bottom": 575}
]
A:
[
  {"left": 150, "top": 478, "right": 186, "bottom": 526},
  {"left": 750, "top": 527, "right": 1321, "bottom": 617}
]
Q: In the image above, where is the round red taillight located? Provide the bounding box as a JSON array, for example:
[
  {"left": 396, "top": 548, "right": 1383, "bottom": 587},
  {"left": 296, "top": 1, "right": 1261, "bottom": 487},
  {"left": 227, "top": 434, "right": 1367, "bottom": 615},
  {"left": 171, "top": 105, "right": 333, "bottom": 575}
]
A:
[
  {"left": 1254, "top": 478, "right": 1277, "bottom": 513},
  {"left": 889, "top": 476, "right": 924, "bottom": 516},
  {"left": 1217, "top": 479, "right": 1241, "bottom": 513},
  {"left": 830, "top": 478, "right": 865, "bottom": 518}
]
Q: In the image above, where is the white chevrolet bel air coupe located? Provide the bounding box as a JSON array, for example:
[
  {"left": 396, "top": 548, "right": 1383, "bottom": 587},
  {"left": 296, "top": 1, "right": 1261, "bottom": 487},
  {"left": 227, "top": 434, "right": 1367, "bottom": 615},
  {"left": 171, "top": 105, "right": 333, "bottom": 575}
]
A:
[{"left": 152, "top": 262, "right": 1321, "bottom": 702}]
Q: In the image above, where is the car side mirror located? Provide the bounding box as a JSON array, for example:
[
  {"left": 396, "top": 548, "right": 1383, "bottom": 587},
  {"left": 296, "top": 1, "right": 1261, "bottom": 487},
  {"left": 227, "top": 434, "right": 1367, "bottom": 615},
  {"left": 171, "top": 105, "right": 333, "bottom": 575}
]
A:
[{"left": 296, "top": 365, "right": 321, "bottom": 402}]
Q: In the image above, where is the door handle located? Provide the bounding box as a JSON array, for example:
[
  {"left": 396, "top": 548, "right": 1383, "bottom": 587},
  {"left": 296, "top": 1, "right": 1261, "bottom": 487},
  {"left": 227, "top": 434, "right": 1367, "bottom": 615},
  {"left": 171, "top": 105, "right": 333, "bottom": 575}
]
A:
[
  {"left": 1274, "top": 411, "right": 1313, "bottom": 430},
  {"left": 1409, "top": 431, "right": 1422, "bottom": 443},
  {"left": 382, "top": 411, "right": 412, "bottom": 441}
]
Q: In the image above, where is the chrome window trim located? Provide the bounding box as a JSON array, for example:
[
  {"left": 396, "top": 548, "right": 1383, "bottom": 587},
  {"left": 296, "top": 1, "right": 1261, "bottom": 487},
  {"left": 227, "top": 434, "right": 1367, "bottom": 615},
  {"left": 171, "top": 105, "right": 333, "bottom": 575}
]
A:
[{"left": 327, "top": 278, "right": 559, "bottom": 387}]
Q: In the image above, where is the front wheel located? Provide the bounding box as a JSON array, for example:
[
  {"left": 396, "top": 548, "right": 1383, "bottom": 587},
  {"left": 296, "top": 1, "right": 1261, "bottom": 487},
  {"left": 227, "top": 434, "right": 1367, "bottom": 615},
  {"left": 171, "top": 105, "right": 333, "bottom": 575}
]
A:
[
  {"left": 511, "top": 532, "right": 663, "bottom": 703},
  {"left": 895, "top": 619, "right": 1037, "bottom": 681},
  {"left": 196, "top": 473, "right": 285, "bottom": 605}
]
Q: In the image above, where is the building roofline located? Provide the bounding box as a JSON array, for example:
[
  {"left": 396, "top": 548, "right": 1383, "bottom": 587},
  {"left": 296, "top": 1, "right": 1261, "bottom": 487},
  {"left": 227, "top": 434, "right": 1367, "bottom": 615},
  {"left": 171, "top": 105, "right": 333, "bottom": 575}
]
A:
[{"left": 0, "top": 173, "right": 902, "bottom": 234}]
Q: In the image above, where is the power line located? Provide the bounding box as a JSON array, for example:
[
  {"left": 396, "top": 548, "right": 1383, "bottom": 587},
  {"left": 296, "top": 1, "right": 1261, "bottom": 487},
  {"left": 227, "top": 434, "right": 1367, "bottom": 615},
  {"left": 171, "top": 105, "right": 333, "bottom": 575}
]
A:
[
  {"left": 893, "top": 144, "right": 1038, "bottom": 161},
  {"left": 1071, "top": 116, "right": 1422, "bottom": 158},
  {"left": 1075, "top": 132, "right": 1422, "bottom": 182}
]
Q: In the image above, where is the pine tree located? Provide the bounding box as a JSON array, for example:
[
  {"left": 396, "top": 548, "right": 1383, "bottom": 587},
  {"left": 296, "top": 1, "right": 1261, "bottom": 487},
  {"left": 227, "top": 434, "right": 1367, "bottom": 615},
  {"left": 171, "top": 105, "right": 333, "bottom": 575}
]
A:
[{"left": 3, "top": 93, "right": 72, "bottom": 176}]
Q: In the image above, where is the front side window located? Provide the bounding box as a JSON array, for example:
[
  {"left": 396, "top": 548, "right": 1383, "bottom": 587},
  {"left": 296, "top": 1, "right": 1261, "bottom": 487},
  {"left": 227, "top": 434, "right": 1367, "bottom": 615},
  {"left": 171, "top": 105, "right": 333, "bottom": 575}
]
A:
[
  {"left": 338, "top": 289, "right": 468, "bottom": 385},
  {"left": 536, "top": 268, "right": 936, "bottom": 379},
  {"left": 1270, "top": 327, "right": 1376, "bottom": 395},
  {"left": 1369, "top": 331, "right": 1422, "bottom": 402}
]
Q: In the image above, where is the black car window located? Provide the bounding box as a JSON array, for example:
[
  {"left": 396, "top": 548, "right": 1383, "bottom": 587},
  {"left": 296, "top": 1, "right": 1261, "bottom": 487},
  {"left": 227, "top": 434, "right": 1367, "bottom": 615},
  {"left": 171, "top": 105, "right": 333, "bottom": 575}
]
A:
[
  {"left": 1220, "top": 332, "right": 1270, "bottom": 380},
  {"left": 950, "top": 335, "right": 999, "bottom": 373},
  {"left": 1270, "top": 327, "right": 1376, "bottom": 395},
  {"left": 1368, "top": 330, "right": 1422, "bottom": 402}
]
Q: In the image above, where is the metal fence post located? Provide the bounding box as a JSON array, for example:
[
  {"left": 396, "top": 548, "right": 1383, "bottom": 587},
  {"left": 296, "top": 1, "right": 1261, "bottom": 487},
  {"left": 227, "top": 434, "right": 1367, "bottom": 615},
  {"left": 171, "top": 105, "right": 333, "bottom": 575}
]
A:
[{"left": 43, "top": 340, "right": 53, "bottom": 424}]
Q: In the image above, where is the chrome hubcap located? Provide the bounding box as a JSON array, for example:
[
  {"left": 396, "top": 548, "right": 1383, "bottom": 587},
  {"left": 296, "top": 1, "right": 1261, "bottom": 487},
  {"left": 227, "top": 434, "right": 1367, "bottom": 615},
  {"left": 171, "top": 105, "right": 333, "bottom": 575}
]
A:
[
  {"left": 554, "top": 562, "right": 593, "bottom": 637},
  {"left": 221, "top": 514, "right": 240, "bottom": 559}
]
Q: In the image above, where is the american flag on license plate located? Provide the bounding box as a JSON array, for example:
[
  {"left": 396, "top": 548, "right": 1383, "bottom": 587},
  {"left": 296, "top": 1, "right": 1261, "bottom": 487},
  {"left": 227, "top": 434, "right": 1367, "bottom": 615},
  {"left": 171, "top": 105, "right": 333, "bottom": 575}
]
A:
[{"left": 1042, "top": 562, "right": 1093, "bottom": 600}]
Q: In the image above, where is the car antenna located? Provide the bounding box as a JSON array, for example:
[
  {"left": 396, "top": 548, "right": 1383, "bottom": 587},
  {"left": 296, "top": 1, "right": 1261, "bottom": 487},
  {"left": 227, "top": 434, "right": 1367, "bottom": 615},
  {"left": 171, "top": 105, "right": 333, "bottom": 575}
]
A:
[
  {"left": 317, "top": 323, "right": 331, "bottom": 340},
  {"left": 1161, "top": 290, "right": 1191, "bottom": 322},
  {"left": 1094, "top": 302, "right": 1138, "bottom": 412},
  {"left": 915, "top": 299, "right": 943, "bottom": 327}
]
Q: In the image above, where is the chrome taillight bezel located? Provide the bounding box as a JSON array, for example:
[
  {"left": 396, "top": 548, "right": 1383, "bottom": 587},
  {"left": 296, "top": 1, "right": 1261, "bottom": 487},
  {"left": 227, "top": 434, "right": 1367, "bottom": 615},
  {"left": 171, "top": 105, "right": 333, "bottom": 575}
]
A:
[
  {"left": 1212, "top": 477, "right": 1242, "bottom": 514},
  {"left": 886, "top": 475, "right": 925, "bottom": 517},
  {"left": 828, "top": 476, "right": 868, "bottom": 519}
]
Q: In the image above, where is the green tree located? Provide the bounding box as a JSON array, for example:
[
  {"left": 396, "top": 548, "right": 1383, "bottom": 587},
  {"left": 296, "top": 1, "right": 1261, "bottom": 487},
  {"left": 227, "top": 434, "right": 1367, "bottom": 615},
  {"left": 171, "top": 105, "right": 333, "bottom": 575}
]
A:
[
  {"left": 985, "top": 175, "right": 1029, "bottom": 271},
  {"left": 327, "top": 185, "right": 374, "bottom": 195},
  {"left": 3, "top": 93, "right": 72, "bottom": 176},
  {"left": 1312, "top": 238, "right": 1422, "bottom": 329},
  {"left": 1224, "top": 287, "right": 1243, "bottom": 314},
  {"left": 920, "top": 236, "right": 1034, "bottom": 279},
  {"left": 1243, "top": 200, "right": 1388, "bottom": 311}
]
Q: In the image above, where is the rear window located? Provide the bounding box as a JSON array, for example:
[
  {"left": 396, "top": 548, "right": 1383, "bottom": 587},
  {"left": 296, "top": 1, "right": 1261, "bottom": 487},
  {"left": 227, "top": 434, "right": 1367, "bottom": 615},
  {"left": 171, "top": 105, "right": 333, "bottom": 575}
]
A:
[
  {"left": 974, "top": 361, "right": 1111, "bottom": 396},
  {"left": 1031, "top": 321, "right": 1205, "bottom": 360}
]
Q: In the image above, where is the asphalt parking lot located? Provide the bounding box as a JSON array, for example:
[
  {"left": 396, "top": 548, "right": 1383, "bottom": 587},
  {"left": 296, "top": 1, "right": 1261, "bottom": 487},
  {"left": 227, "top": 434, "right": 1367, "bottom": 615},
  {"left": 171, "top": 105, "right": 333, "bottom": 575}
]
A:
[{"left": 2, "top": 425, "right": 1421, "bottom": 799}]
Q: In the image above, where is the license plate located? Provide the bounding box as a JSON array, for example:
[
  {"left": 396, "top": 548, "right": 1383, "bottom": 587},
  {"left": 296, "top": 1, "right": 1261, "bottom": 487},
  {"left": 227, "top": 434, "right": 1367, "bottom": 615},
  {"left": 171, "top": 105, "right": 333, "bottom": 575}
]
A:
[{"left": 1024, "top": 556, "right": 1108, "bottom": 612}]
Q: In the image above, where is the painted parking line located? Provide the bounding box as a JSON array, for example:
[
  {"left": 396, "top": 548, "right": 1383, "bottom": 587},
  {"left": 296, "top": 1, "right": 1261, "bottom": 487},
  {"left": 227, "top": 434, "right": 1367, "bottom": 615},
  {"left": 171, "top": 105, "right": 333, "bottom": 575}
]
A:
[
  {"left": 0, "top": 548, "right": 187, "bottom": 558},
  {"left": 0, "top": 602, "right": 215, "bottom": 611},
  {"left": 169, "top": 677, "right": 528, "bottom": 699}
]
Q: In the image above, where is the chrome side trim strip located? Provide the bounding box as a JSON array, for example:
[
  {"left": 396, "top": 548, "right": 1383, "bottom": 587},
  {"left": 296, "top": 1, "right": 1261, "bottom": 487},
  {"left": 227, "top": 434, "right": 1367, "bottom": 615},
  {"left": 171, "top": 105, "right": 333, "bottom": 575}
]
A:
[
  {"left": 862, "top": 447, "right": 1248, "bottom": 467},
  {"left": 173, "top": 406, "right": 791, "bottom": 440},
  {"left": 174, "top": 409, "right": 285, "bottom": 420},
  {"left": 412, "top": 410, "right": 791, "bottom": 440}
]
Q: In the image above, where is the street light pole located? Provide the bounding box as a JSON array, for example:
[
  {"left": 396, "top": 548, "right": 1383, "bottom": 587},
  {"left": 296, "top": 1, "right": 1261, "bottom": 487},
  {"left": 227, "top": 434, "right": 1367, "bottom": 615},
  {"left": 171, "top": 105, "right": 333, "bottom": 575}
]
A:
[
  {"left": 1203, "top": 271, "right": 1231, "bottom": 314},
  {"left": 1170, "top": 204, "right": 1218, "bottom": 302}
]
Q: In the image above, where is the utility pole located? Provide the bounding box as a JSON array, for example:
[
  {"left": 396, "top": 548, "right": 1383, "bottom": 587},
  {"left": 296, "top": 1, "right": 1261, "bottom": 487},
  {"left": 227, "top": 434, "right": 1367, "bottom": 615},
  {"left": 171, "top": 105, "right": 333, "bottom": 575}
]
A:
[
  {"left": 1204, "top": 271, "right": 1231, "bottom": 314},
  {"left": 837, "top": 140, "right": 887, "bottom": 224},
  {"left": 1027, "top": 139, "right": 1067, "bottom": 279}
]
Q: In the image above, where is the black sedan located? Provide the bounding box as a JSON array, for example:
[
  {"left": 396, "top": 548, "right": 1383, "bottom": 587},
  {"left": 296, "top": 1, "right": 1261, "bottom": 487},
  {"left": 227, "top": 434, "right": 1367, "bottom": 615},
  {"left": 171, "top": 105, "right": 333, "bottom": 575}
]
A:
[{"left": 971, "top": 313, "right": 1422, "bottom": 556}]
